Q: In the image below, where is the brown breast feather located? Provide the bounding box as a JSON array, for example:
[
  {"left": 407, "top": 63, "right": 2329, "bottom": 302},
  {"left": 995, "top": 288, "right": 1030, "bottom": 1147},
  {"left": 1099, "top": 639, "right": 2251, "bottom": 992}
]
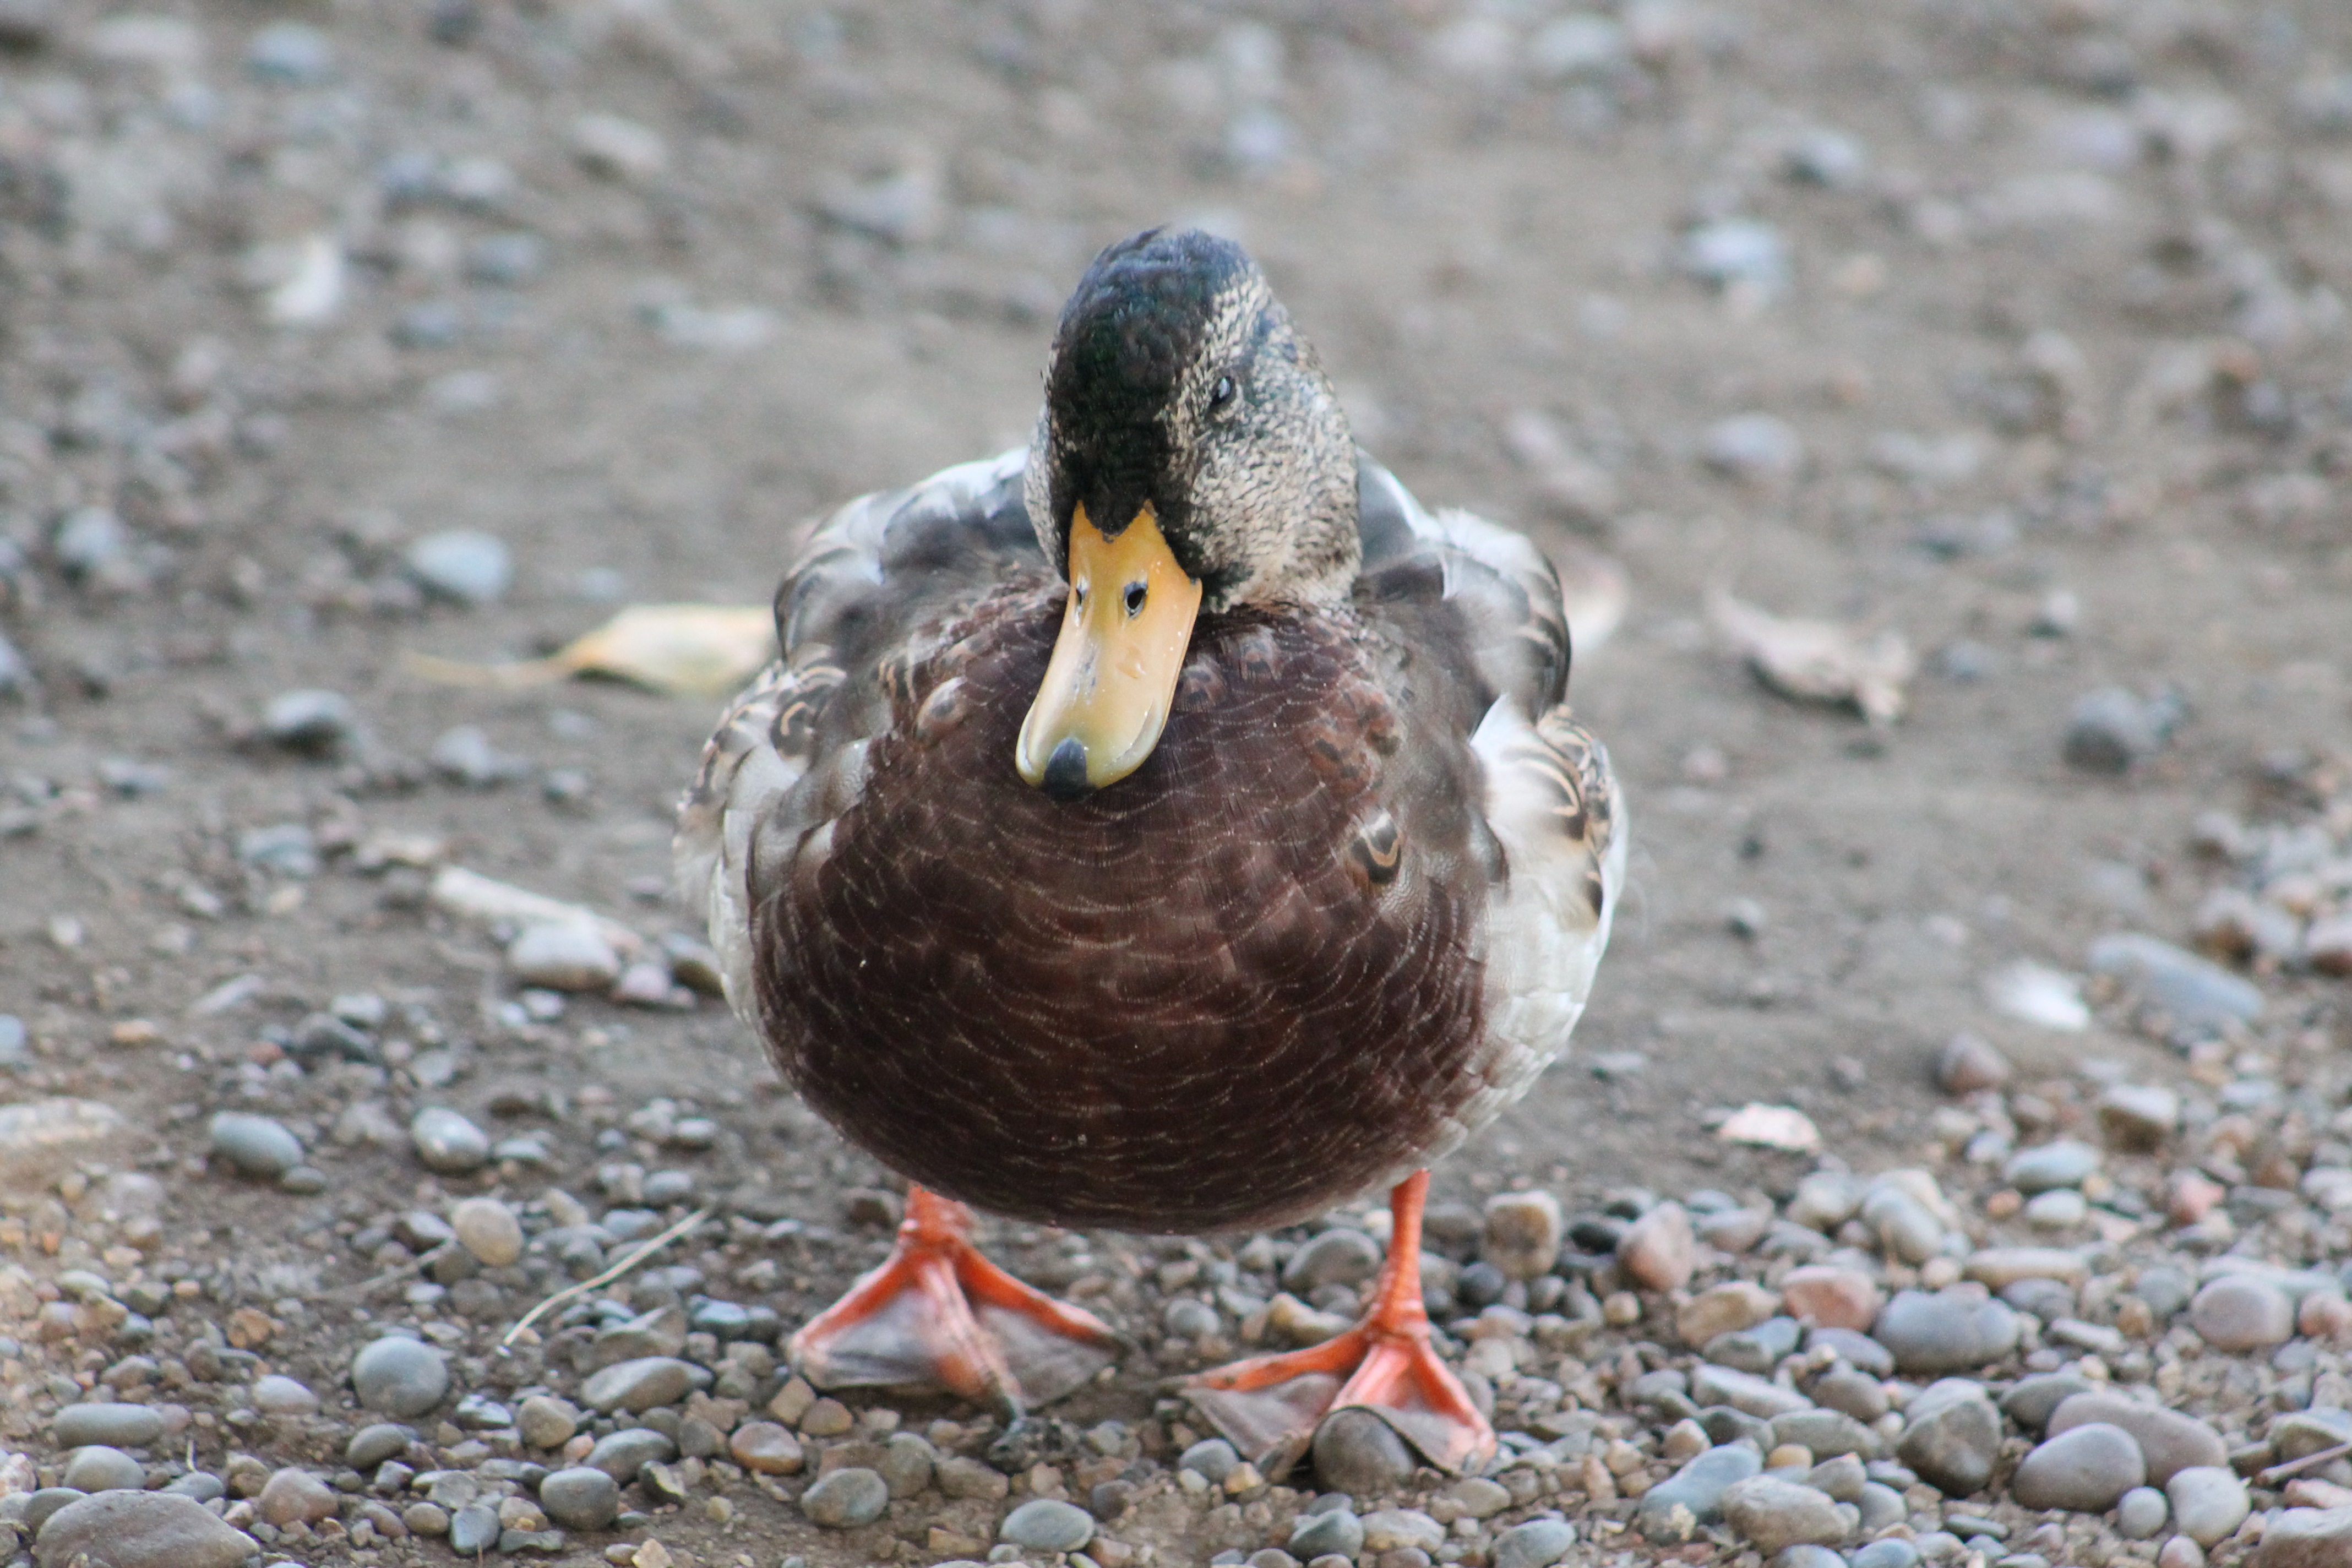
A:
[{"left": 752, "top": 578, "right": 1493, "bottom": 1233}]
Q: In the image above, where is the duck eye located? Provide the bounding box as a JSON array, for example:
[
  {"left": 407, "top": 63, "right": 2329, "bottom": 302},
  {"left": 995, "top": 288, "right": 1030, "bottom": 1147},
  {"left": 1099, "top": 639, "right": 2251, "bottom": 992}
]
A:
[
  {"left": 1209, "top": 374, "right": 1236, "bottom": 410},
  {"left": 1123, "top": 581, "right": 1147, "bottom": 617}
]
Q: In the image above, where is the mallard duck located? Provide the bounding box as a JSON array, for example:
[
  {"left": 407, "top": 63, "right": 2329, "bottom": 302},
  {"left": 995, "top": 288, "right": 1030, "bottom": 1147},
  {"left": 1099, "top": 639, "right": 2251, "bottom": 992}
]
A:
[{"left": 676, "top": 228, "right": 1624, "bottom": 1480}]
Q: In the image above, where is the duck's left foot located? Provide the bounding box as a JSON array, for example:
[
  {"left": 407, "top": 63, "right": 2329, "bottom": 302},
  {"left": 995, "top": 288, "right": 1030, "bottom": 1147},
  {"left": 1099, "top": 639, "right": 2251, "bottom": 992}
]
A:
[
  {"left": 1184, "top": 1170, "right": 1495, "bottom": 1482},
  {"left": 788, "top": 1185, "right": 1122, "bottom": 1417}
]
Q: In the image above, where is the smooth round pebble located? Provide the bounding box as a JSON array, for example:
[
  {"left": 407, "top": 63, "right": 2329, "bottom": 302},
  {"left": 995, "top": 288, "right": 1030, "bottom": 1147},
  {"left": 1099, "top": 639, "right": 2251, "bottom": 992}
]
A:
[
  {"left": 1291, "top": 1507, "right": 1366, "bottom": 1559},
  {"left": 1493, "top": 1518, "right": 1578, "bottom": 1568},
  {"left": 1772, "top": 1548, "right": 1846, "bottom": 1568},
  {"left": 728, "top": 1421, "right": 804, "bottom": 1475},
  {"left": 260, "top": 689, "right": 358, "bottom": 754},
  {"left": 345, "top": 1423, "right": 412, "bottom": 1469},
  {"left": 255, "top": 1467, "right": 337, "bottom": 1526},
  {"left": 2004, "top": 1139, "right": 2100, "bottom": 1194},
  {"left": 51, "top": 1403, "right": 164, "bottom": 1449},
  {"left": 407, "top": 529, "right": 514, "bottom": 605},
  {"left": 2117, "top": 1486, "right": 2169, "bottom": 1539},
  {"left": 1853, "top": 1542, "right": 1922, "bottom": 1568},
  {"left": 2163, "top": 1466, "right": 2248, "bottom": 1547},
  {"left": 207, "top": 1112, "right": 302, "bottom": 1178},
  {"left": 584, "top": 1428, "right": 676, "bottom": 1482},
  {"left": 409, "top": 1107, "right": 491, "bottom": 1174},
  {"left": 447, "top": 1501, "right": 500, "bottom": 1551},
  {"left": 2156, "top": 1537, "right": 2206, "bottom": 1568},
  {"left": 450, "top": 1197, "right": 522, "bottom": 1266},
  {"left": 351, "top": 1335, "right": 449, "bottom": 1417},
  {"left": 1720, "top": 1476, "right": 1847, "bottom": 1554},
  {"left": 249, "top": 1374, "right": 317, "bottom": 1415},
  {"left": 507, "top": 922, "right": 622, "bottom": 992},
  {"left": 999, "top": 1498, "right": 1096, "bottom": 1552},
  {"left": 30, "top": 1490, "right": 258, "bottom": 1568},
  {"left": 2009, "top": 1422, "right": 2143, "bottom": 1512},
  {"left": 801, "top": 1466, "right": 889, "bottom": 1528},
  {"left": 1874, "top": 1288, "right": 2019, "bottom": 1374},
  {"left": 59, "top": 1446, "right": 144, "bottom": 1493},
  {"left": 1309, "top": 1407, "right": 1417, "bottom": 1494},
  {"left": 537, "top": 1466, "right": 619, "bottom": 1531},
  {"left": 2188, "top": 1277, "right": 2293, "bottom": 1351},
  {"left": 580, "top": 1355, "right": 700, "bottom": 1413}
]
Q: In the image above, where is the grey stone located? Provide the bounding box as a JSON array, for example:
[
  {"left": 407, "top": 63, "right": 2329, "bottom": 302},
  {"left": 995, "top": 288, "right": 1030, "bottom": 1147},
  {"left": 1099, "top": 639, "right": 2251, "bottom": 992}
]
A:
[
  {"left": 537, "top": 1466, "right": 618, "bottom": 1530},
  {"left": 802, "top": 1467, "right": 889, "bottom": 1528},
  {"left": 409, "top": 1106, "right": 490, "bottom": 1173},
  {"left": 584, "top": 1428, "right": 674, "bottom": 1482},
  {"left": 1857, "top": 1482, "right": 1906, "bottom": 1531},
  {"left": 2258, "top": 1506, "right": 2352, "bottom": 1567},
  {"left": 1810, "top": 1366, "right": 1890, "bottom": 1423},
  {"left": 51, "top": 507, "right": 127, "bottom": 580},
  {"left": 1483, "top": 1190, "right": 1564, "bottom": 1280},
  {"left": 58, "top": 1447, "right": 143, "bottom": 1493},
  {"left": 1773, "top": 1408, "right": 1885, "bottom": 1461},
  {"left": 1898, "top": 1379, "right": 2002, "bottom": 1496},
  {"left": 1702, "top": 412, "right": 1804, "bottom": 484},
  {"left": 406, "top": 530, "right": 513, "bottom": 605},
  {"left": 1720, "top": 1475, "right": 1848, "bottom": 1553},
  {"left": 2165, "top": 1466, "right": 2249, "bottom": 1547},
  {"left": 260, "top": 689, "right": 358, "bottom": 755},
  {"left": 208, "top": 1112, "right": 302, "bottom": 1178},
  {"left": 2002, "top": 1373, "right": 2095, "bottom": 1432},
  {"left": 507, "top": 923, "right": 620, "bottom": 991},
  {"left": 429, "top": 725, "right": 530, "bottom": 786},
  {"left": 1684, "top": 222, "right": 1790, "bottom": 293},
  {"left": 351, "top": 1335, "right": 448, "bottom": 1417},
  {"left": 447, "top": 1501, "right": 500, "bottom": 1551},
  {"left": 245, "top": 21, "right": 333, "bottom": 83},
  {"left": 1493, "top": 1518, "right": 1578, "bottom": 1568},
  {"left": 1806, "top": 1452, "right": 1866, "bottom": 1502},
  {"left": 2272, "top": 1408, "right": 2352, "bottom": 1462},
  {"left": 2116, "top": 1485, "right": 2168, "bottom": 1539},
  {"left": 1284, "top": 1228, "right": 1383, "bottom": 1292},
  {"left": 346, "top": 1423, "right": 412, "bottom": 1469},
  {"left": 2004, "top": 1140, "right": 2100, "bottom": 1194},
  {"left": 1864, "top": 1185, "right": 1947, "bottom": 1263},
  {"left": 2098, "top": 1085, "right": 2180, "bottom": 1150},
  {"left": 249, "top": 1374, "right": 315, "bottom": 1415},
  {"left": 580, "top": 1354, "right": 703, "bottom": 1413},
  {"left": 1807, "top": 1327, "right": 1894, "bottom": 1377},
  {"left": 1180, "top": 1438, "right": 1240, "bottom": 1483},
  {"left": 2189, "top": 1277, "right": 2293, "bottom": 1351},
  {"left": 2010, "top": 1422, "right": 2143, "bottom": 1511},
  {"left": 51, "top": 1403, "right": 163, "bottom": 1449},
  {"left": 1000, "top": 1498, "right": 1096, "bottom": 1552},
  {"left": 1310, "top": 1408, "right": 1416, "bottom": 1494},
  {"left": 1360, "top": 1510, "right": 1446, "bottom": 1552},
  {"left": 2046, "top": 1392, "right": 2225, "bottom": 1485},
  {"left": 2087, "top": 932, "right": 2263, "bottom": 1031},
  {"left": 1638, "top": 1444, "right": 1762, "bottom": 1540},
  {"left": 2064, "top": 688, "right": 2180, "bottom": 774},
  {"left": 1873, "top": 1288, "right": 2018, "bottom": 1374},
  {"left": 1853, "top": 1542, "right": 1922, "bottom": 1568},
  {"left": 1691, "top": 1363, "right": 1811, "bottom": 1418},
  {"left": 32, "top": 1490, "right": 258, "bottom": 1568},
  {"left": 1289, "top": 1507, "right": 1364, "bottom": 1559},
  {"left": 1773, "top": 1549, "right": 1847, "bottom": 1568},
  {"left": 24, "top": 1489, "right": 84, "bottom": 1535}
]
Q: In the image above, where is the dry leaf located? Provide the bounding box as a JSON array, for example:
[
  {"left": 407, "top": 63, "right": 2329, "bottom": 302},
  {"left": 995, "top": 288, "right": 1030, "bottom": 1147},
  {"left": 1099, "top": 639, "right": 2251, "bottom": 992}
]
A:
[
  {"left": 1709, "top": 590, "right": 1915, "bottom": 726},
  {"left": 1716, "top": 1103, "right": 1821, "bottom": 1152},
  {"left": 404, "top": 604, "right": 775, "bottom": 696}
]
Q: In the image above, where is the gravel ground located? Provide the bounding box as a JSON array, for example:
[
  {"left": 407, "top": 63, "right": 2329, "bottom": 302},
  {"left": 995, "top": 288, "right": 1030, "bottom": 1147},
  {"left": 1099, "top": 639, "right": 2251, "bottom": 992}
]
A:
[{"left": 3, "top": 1, "right": 2352, "bottom": 1566}]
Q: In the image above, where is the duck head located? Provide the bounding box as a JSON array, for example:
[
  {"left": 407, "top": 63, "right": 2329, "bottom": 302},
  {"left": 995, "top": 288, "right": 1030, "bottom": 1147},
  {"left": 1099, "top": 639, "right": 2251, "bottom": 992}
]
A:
[{"left": 1017, "top": 228, "right": 1358, "bottom": 799}]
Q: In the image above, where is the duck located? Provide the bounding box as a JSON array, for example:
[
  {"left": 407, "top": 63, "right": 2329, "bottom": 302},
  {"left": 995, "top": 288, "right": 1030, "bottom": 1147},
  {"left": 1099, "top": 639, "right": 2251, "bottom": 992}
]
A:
[{"left": 675, "top": 227, "right": 1624, "bottom": 1483}]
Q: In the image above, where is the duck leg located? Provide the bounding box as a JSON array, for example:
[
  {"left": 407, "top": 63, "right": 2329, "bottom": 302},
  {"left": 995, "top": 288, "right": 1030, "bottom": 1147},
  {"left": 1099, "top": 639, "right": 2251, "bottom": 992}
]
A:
[
  {"left": 1185, "top": 1170, "right": 1495, "bottom": 1481},
  {"left": 788, "top": 1185, "right": 1123, "bottom": 1417}
]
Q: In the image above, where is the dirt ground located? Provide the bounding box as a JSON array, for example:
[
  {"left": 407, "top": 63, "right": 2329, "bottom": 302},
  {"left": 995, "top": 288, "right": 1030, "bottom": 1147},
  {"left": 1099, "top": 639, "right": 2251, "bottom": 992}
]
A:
[{"left": 3, "top": 0, "right": 2352, "bottom": 1563}]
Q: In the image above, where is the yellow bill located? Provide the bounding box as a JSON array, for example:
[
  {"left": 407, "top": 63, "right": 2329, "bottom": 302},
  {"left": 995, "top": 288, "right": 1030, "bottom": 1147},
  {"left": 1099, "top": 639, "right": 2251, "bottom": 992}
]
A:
[{"left": 1016, "top": 501, "right": 1204, "bottom": 798}]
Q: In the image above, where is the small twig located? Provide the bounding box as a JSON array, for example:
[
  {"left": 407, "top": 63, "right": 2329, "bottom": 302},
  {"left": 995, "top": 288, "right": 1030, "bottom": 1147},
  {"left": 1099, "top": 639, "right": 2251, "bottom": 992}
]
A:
[
  {"left": 2259, "top": 1440, "right": 2352, "bottom": 1487},
  {"left": 499, "top": 1207, "right": 712, "bottom": 1351}
]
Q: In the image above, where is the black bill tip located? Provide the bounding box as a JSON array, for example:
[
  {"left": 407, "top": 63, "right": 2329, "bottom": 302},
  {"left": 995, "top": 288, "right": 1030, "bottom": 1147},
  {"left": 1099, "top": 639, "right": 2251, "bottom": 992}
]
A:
[{"left": 1039, "top": 737, "right": 1095, "bottom": 801}]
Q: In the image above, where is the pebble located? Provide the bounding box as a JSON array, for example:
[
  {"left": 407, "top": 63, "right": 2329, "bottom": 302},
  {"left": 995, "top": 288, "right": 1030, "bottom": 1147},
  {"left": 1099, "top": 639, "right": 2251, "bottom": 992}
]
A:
[
  {"left": 1719, "top": 1475, "right": 1848, "bottom": 1553},
  {"left": 2003, "top": 1139, "right": 2100, "bottom": 1193},
  {"left": 406, "top": 530, "right": 514, "bottom": 605},
  {"left": 260, "top": 689, "right": 360, "bottom": 755},
  {"left": 2117, "top": 1485, "right": 2170, "bottom": 1539},
  {"left": 2158, "top": 1539, "right": 2207, "bottom": 1568},
  {"left": 59, "top": 1446, "right": 143, "bottom": 1493},
  {"left": 1853, "top": 1543, "right": 1922, "bottom": 1568},
  {"left": 351, "top": 1335, "right": 449, "bottom": 1417},
  {"left": 1701, "top": 413, "right": 1805, "bottom": 485},
  {"left": 1778, "top": 1266, "right": 1883, "bottom": 1330},
  {"left": 516, "top": 1395, "right": 579, "bottom": 1450},
  {"left": 1963, "top": 1248, "right": 2089, "bottom": 1291},
  {"left": 51, "top": 506, "right": 128, "bottom": 581},
  {"left": 2165, "top": 1466, "right": 2250, "bottom": 1547},
  {"left": 1897, "top": 1379, "right": 2002, "bottom": 1496},
  {"left": 1283, "top": 1228, "right": 1383, "bottom": 1292},
  {"left": 728, "top": 1421, "right": 803, "bottom": 1474},
  {"left": 2010, "top": 1422, "right": 2144, "bottom": 1511},
  {"left": 256, "top": 1466, "right": 337, "bottom": 1525},
  {"left": 1683, "top": 221, "right": 1790, "bottom": 294},
  {"left": 1361, "top": 1510, "right": 1446, "bottom": 1553},
  {"left": 1493, "top": 1517, "right": 1577, "bottom": 1568},
  {"left": 2098, "top": 1084, "right": 2180, "bottom": 1149},
  {"left": 1773, "top": 1408, "right": 1881, "bottom": 1462},
  {"left": 1483, "top": 1189, "right": 1564, "bottom": 1280},
  {"left": 581, "top": 1355, "right": 703, "bottom": 1413},
  {"left": 537, "top": 1466, "right": 619, "bottom": 1531},
  {"left": 584, "top": 1428, "right": 676, "bottom": 1482},
  {"left": 29, "top": 1491, "right": 258, "bottom": 1568},
  {"left": 2046, "top": 1392, "right": 2226, "bottom": 1485},
  {"left": 244, "top": 21, "right": 333, "bottom": 83},
  {"left": 1678, "top": 1281, "right": 1781, "bottom": 1344},
  {"left": 2258, "top": 1506, "right": 2352, "bottom": 1566},
  {"left": 2190, "top": 1277, "right": 2295, "bottom": 1351},
  {"left": 409, "top": 1107, "right": 491, "bottom": 1174},
  {"left": 451, "top": 1197, "right": 522, "bottom": 1266},
  {"left": 2064, "top": 687, "right": 2181, "bottom": 773},
  {"left": 507, "top": 923, "right": 622, "bottom": 992},
  {"left": 1863, "top": 1185, "right": 1946, "bottom": 1263},
  {"left": 801, "top": 1466, "right": 890, "bottom": 1528},
  {"left": 1000, "top": 1498, "right": 1096, "bottom": 1552},
  {"left": 249, "top": 1374, "right": 316, "bottom": 1415},
  {"left": 1618, "top": 1201, "right": 1695, "bottom": 1291},
  {"left": 1637, "top": 1444, "right": 1761, "bottom": 1540},
  {"left": 1691, "top": 1363, "right": 1811, "bottom": 1418},
  {"left": 1310, "top": 1408, "right": 1417, "bottom": 1494},
  {"left": 51, "top": 1403, "right": 163, "bottom": 1449},
  {"left": 571, "top": 112, "right": 669, "bottom": 182},
  {"left": 1291, "top": 1507, "right": 1366, "bottom": 1559},
  {"left": 447, "top": 1501, "right": 500, "bottom": 1551},
  {"left": 2087, "top": 932, "right": 2264, "bottom": 1031},
  {"left": 347, "top": 1423, "right": 412, "bottom": 1469},
  {"left": 1935, "top": 1033, "right": 2011, "bottom": 1093},
  {"left": 2001, "top": 1373, "right": 2095, "bottom": 1431},
  {"left": 1182, "top": 1438, "right": 1241, "bottom": 1483},
  {"left": 208, "top": 1112, "right": 302, "bottom": 1178},
  {"left": 1774, "top": 1549, "right": 1847, "bottom": 1568},
  {"left": 1874, "top": 1288, "right": 2018, "bottom": 1374}
]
